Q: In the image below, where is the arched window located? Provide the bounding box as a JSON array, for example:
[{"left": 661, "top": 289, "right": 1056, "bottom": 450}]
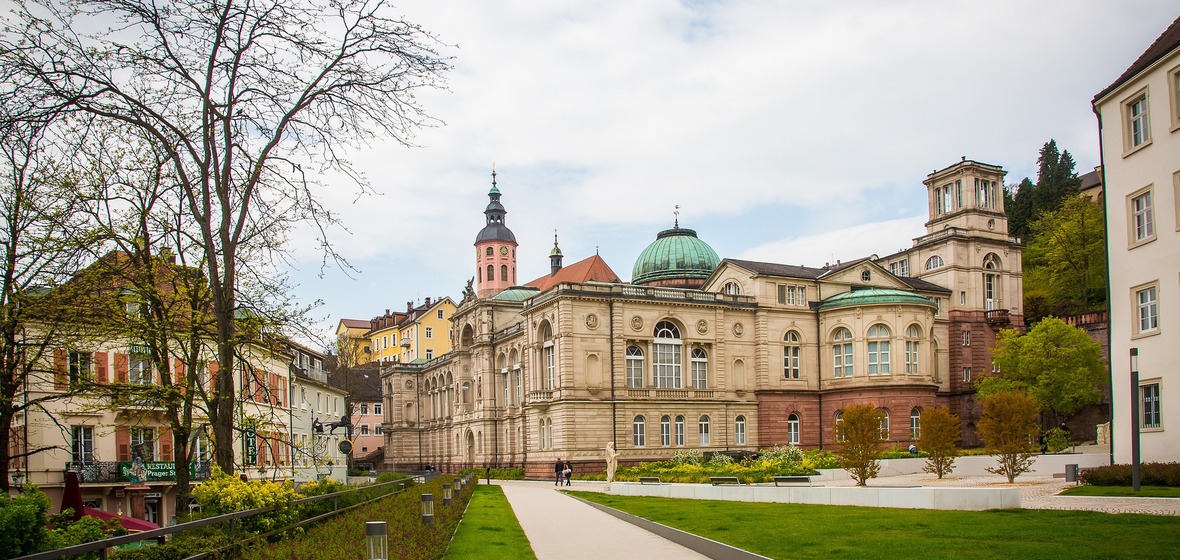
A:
[
  {"left": 486, "top": 246, "right": 493, "bottom": 256},
  {"left": 910, "top": 408, "right": 921, "bottom": 440},
  {"left": 698, "top": 415, "right": 711, "bottom": 445},
  {"left": 500, "top": 264, "right": 508, "bottom": 281},
  {"left": 861, "top": 270, "right": 871, "bottom": 282},
  {"left": 675, "top": 415, "right": 686, "bottom": 446},
  {"left": 832, "top": 327, "right": 854, "bottom": 378},
  {"left": 633, "top": 416, "right": 646, "bottom": 447},
  {"left": 834, "top": 411, "right": 844, "bottom": 442},
  {"left": 783, "top": 331, "right": 801, "bottom": 379},
  {"left": 735, "top": 415, "right": 747, "bottom": 445},
  {"left": 723, "top": 281, "right": 742, "bottom": 295},
  {"left": 486, "top": 265, "right": 494, "bottom": 283},
  {"left": 867, "top": 324, "right": 891, "bottom": 375},
  {"left": 690, "top": 348, "right": 708, "bottom": 389},
  {"left": 660, "top": 415, "right": 671, "bottom": 446},
  {"left": 626, "top": 346, "right": 644, "bottom": 388},
  {"left": 546, "top": 418, "right": 553, "bottom": 448},
  {"left": 905, "top": 324, "right": 921, "bottom": 375},
  {"left": 541, "top": 322, "right": 555, "bottom": 390},
  {"left": 787, "top": 413, "right": 801, "bottom": 445},
  {"left": 879, "top": 409, "right": 891, "bottom": 440},
  {"left": 538, "top": 421, "right": 545, "bottom": 450},
  {"left": 653, "top": 321, "right": 682, "bottom": 389},
  {"left": 983, "top": 253, "right": 1001, "bottom": 311},
  {"left": 924, "top": 255, "right": 944, "bottom": 270}
]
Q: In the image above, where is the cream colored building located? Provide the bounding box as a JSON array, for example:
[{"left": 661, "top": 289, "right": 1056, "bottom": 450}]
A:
[
  {"left": 383, "top": 160, "right": 1023, "bottom": 476},
  {"left": 1093, "top": 15, "right": 1180, "bottom": 463}
]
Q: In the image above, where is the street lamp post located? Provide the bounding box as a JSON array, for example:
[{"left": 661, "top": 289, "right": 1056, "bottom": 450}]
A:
[{"left": 1130, "top": 348, "right": 1141, "bottom": 493}]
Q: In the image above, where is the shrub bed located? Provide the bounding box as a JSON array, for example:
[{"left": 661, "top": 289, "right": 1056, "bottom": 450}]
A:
[
  {"left": 1079, "top": 463, "right": 1180, "bottom": 487},
  {"left": 576, "top": 446, "right": 840, "bottom": 484}
]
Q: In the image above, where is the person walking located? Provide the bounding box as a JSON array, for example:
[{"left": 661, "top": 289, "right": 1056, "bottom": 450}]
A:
[
  {"left": 563, "top": 460, "right": 573, "bottom": 486},
  {"left": 554, "top": 458, "right": 564, "bottom": 486}
]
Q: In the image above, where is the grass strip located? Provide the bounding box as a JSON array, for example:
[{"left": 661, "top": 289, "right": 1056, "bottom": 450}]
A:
[
  {"left": 1060, "top": 485, "right": 1180, "bottom": 498},
  {"left": 570, "top": 491, "right": 1180, "bottom": 559},
  {"left": 445, "top": 485, "right": 536, "bottom": 560}
]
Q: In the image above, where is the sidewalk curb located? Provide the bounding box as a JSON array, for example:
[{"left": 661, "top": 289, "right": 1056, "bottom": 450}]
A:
[{"left": 566, "top": 492, "right": 772, "bottom": 560}]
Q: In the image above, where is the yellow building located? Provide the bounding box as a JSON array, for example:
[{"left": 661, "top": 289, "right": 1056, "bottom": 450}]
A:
[{"left": 395, "top": 297, "right": 457, "bottom": 364}]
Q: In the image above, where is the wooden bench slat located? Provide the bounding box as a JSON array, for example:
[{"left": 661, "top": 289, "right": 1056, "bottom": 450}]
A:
[
  {"left": 773, "top": 475, "right": 813, "bottom": 486},
  {"left": 709, "top": 476, "right": 741, "bottom": 485}
]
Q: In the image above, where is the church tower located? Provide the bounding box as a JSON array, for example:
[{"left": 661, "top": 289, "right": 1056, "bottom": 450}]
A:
[{"left": 474, "top": 168, "right": 518, "bottom": 298}]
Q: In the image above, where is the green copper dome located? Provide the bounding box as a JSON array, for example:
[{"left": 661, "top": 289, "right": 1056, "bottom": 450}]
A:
[
  {"left": 818, "top": 288, "right": 935, "bottom": 311},
  {"left": 631, "top": 227, "right": 720, "bottom": 285}
]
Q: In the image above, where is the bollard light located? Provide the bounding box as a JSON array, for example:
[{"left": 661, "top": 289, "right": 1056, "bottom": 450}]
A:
[
  {"left": 421, "top": 493, "right": 434, "bottom": 525},
  {"left": 366, "top": 521, "right": 388, "bottom": 560},
  {"left": 442, "top": 484, "right": 452, "bottom": 506}
]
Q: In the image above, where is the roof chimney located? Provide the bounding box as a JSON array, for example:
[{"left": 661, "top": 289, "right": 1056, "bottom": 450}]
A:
[
  {"left": 407, "top": 301, "right": 413, "bottom": 312},
  {"left": 425, "top": 297, "right": 432, "bottom": 307}
]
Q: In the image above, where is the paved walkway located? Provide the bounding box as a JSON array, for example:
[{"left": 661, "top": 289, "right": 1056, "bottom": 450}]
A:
[{"left": 495, "top": 480, "right": 710, "bottom": 560}]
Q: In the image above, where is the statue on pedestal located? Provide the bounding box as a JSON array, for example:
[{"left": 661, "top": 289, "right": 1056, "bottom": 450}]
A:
[{"left": 604, "top": 441, "right": 619, "bottom": 491}]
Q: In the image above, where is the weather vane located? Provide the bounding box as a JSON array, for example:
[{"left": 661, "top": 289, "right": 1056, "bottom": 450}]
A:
[{"left": 674, "top": 204, "right": 680, "bottom": 228}]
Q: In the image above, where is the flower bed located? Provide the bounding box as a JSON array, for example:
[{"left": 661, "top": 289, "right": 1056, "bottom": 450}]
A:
[{"left": 582, "top": 446, "right": 841, "bottom": 484}]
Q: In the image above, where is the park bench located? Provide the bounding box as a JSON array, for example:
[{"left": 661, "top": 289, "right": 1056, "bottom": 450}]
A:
[
  {"left": 773, "top": 475, "right": 813, "bottom": 486},
  {"left": 638, "top": 476, "right": 663, "bottom": 484},
  {"left": 709, "top": 476, "right": 742, "bottom": 485}
]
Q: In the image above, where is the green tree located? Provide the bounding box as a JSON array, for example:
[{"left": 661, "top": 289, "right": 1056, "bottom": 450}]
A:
[
  {"left": 979, "top": 317, "right": 1105, "bottom": 427},
  {"left": 835, "top": 404, "right": 884, "bottom": 486},
  {"left": 1023, "top": 195, "right": 1106, "bottom": 316},
  {"left": 1006, "top": 177, "right": 1036, "bottom": 240},
  {"left": 918, "top": 407, "right": 960, "bottom": 479},
  {"left": 978, "top": 391, "right": 1040, "bottom": 483}
]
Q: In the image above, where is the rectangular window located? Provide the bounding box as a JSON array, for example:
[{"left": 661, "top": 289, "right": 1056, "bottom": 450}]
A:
[
  {"left": 1135, "top": 284, "right": 1159, "bottom": 335},
  {"left": 735, "top": 417, "right": 746, "bottom": 445},
  {"left": 1131, "top": 189, "right": 1156, "bottom": 244},
  {"left": 783, "top": 345, "right": 800, "bottom": 379},
  {"left": 360, "top": 403, "right": 369, "bottom": 415},
  {"left": 787, "top": 416, "right": 800, "bottom": 445},
  {"left": 698, "top": 418, "right": 711, "bottom": 446},
  {"left": 905, "top": 341, "right": 920, "bottom": 375},
  {"left": 897, "top": 259, "right": 908, "bottom": 277},
  {"left": 72, "top": 426, "right": 94, "bottom": 464},
  {"left": 374, "top": 403, "right": 382, "bottom": 415},
  {"left": 660, "top": 419, "right": 671, "bottom": 447},
  {"left": 960, "top": 291, "right": 966, "bottom": 305},
  {"left": 544, "top": 343, "right": 556, "bottom": 390},
  {"left": 375, "top": 425, "right": 383, "bottom": 435},
  {"left": 1141, "top": 383, "right": 1161, "bottom": 429},
  {"left": 130, "top": 354, "right": 151, "bottom": 385},
  {"left": 890, "top": 262, "right": 898, "bottom": 275},
  {"left": 131, "top": 427, "right": 155, "bottom": 461},
  {"left": 360, "top": 424, "right": 370, "bottom": 436},
  {"left": 934, "top": 298, "right": 941, "bottom": 316},
  {"left": 1128, "top": 93, "right": 1150, "bottom": 148},
  {"left": 653, "top": 342, "right": 682, "bottom": 389},
  {"left": 437, "top": 309, "right": 444, "bottom": 320},
  {"left": 962, "top": 367, "right": 972, "bottom": 383},
  {"left": 1171, "top": 66, "right": 1180, "bottom": 129},
  {"left": 956, "top": 180, "right": 963, "bottom": 208},
  {"left": 633, "top": 420, "right": 646, "bottom": 447},
  {"left": 777, "top": 284, "right": 787, "bottom": 304},
  {"left": 425, "top": 327, "right": 433, "bottom": 339},
  {"left": 68, "top": 351, "right": 91, "bottom": 387},
  {"left": 675, "top": 417, "right": 685, "bottom": 446},
  {"left": 962, "top": 331, "right": 971, "bottom": 347},
  {"left": 798, "top": 287, "right": 806, "bottom": 305}
]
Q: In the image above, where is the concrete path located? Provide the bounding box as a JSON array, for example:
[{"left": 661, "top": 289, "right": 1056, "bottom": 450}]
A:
[{"left": 495, "top": 480, "right": 711, "bottom": 560}]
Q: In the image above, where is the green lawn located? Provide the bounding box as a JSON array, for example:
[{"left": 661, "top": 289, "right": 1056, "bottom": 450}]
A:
[
  {"left": 1060, "top": 485, "right": 1180, "bottom": 498},
  {"left": 445, "top": 485, "right": 536, "bottom": 560},
  {"left": 571, "top": 492, "right": 1180, "bottom": 559}
]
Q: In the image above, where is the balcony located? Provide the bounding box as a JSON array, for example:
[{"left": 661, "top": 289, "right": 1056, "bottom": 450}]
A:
[
  {"left": 66, "top": 460, "right": 212, "bottom": 483},
  {"left": 528, "top": 389, "right": 553, "bottom": 402},
  {"left": 984, "top": 309, "right": 1010, "bottom": 325}
]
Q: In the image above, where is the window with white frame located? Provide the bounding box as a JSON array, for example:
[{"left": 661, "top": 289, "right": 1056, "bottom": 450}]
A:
[
  {"left": 963, "top": 367, "right": 972, "bottom": 383},
  {"left": 425, "top": 327, "right": 433, "bottom": 339},
  {"left": 437, "top": 309, "right": 444, "bottom": 320},
  {"left": 633, "top": 416, "right": 646, "bottom": 447},
  {"left": 1135, "top": 284, "right": 1159, "bottom": 335},
  {"left": 783, "top": 331, "right": 801, "bottom": 379},
  {"left": 832, "top": 327, "right": 853, "bottom": 378},
  {"left": 374, "top": 403, "right": 382, "bottom": 415},
  {"left": 910, "top": 408, "right": 921, "bottom": 439},
  {"left": 962, "top": 330, "right": 971, "bottom": 347},
  {"left": 675, "top": 415, "right": 685, "bottom": 446},
  {"left": 723, "top": 281, "right": 742, "bottom": 295},
  {"left": 698, "top": 415, "right": 711, "bottom": 445},
  {"left": 925, "top": 255, "right": 944, "bottom": 270},
  {"left": 514, "top": 363, "right": 523, "bottom": 405},
  {"left": 1127, "top": 91, "right": 1151, "bottom": 148},
  {"left": 626, "top": 346, "right": 644, "bottom": 388},
  {"left": 660, "top": 415, "right": 671, "bottom": 446},
  {"left": 1141, "top": 382, "right": 1161, "bottom": 429},
  {"left": 542, "top": 322, "right": 555, "bottom": 390},
  {"left": 653, "top": 322, "right": 682, "bottom": 389},
  {"left": 360, "top": 424, "right": 370, "bottom": 436},
  {"left": 905, "top": 324, "right": 921, "bottom": 375},
  {"left": 131, "top": 427, "right": 155, "bottom": 461},
  {"left": 690, "top": 348, "right": 708, "bottom": 389},
  {"left": 72, "top": 426, "right": 94, "bottom": 464},
  {"left": 787, "top": 413, "right": 800, "bottom": 445},
  {"left": 777, "top": 284, "right": 787, "bottom": 304},
  {"left": 130, "top": 354, "right": 151, "bottom": 385},
  {"left": 1131, "top": 189, "right": 1156, "bottom": 244},
  {"left": 374, "top": 425, "right": 383, "bottom": 435},
  {"left": 69, "top": 351, "right": 91, "bottom": 387},
  {"left": 735, "top": 415, "right": 746, "bottom": 445},
  {"left": 983, "top": 253, "right": 1000, "bottom": 311},
  {"left": 879, "top": 409, "right": 890, "bottom": 440},
  {"left": 867, "top": 324, "right": 891, "bottom": 375},
  {"left": 976, "top": 178, "right": 997, "bottom": 210},
  {"left": 890, "top": 259, "right": 909, "bottom": 277},
  {"left": 834, "top": 411, "right": 844, "bottom": 442},
  {"left": 425, "top": 349, "right": 433, "bottom": 360},
  {"left": 360, "top": 403, "right": 369, "bottom": 415}
]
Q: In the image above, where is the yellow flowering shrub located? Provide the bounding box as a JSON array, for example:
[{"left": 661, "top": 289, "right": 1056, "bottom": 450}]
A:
[{"left": 191, "top": 466, "right": 300, "bottom": 533}]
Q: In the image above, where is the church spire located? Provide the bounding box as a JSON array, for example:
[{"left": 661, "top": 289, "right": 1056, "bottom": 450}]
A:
[{"left": 550, "top": 229, "right": 564, "bottom": 275}]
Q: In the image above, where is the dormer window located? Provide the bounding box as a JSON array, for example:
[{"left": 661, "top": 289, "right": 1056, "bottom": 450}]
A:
[{"left": 722, "top": 281, "right": 742, "bottom": 295}]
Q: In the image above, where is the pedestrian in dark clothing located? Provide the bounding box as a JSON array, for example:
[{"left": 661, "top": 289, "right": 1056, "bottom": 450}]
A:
[
  {"left": 564, "top": 461, "right": 573, "bottom": 486},
  {"left": 554, "top": 458, "right": 564, "bottom": 485}
]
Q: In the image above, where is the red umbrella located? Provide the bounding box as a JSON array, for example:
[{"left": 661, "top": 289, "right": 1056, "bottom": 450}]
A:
[
  {"left": 83, "top": 507, "right": 160, "bottom": 532},
  {"left": 60, "top": 470, "right": 84, "bottom": 522}
]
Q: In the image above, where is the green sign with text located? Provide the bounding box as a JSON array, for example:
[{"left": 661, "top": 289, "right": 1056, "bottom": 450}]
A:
[{"left": 118, "top": 461, "right": 198, "bottom": 481}]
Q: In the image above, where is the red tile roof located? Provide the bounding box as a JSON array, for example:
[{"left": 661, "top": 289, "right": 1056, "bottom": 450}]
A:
[
  {"left": 338, "top": 318, "right": 371, "bottom": 329},
  {"left": 1093, "top": 13, "right": 1180, "bottom": 103},
  {"left": 525, "top": 254, "right": 622, "bottom": 292}
]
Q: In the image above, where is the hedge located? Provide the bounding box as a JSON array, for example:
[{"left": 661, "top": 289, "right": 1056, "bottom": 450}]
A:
[{"left": 1079, "top": 463, "right": 1180, "bottom": 487}]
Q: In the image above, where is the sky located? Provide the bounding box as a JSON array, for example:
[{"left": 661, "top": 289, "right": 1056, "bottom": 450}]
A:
[{"left": 287, "top": 0, "right": 1179, "bottom": 350}]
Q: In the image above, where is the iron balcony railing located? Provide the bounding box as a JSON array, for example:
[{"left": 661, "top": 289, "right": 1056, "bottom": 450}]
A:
[{"left": 65, "top": 460, "right": 213, "bottom": 483}]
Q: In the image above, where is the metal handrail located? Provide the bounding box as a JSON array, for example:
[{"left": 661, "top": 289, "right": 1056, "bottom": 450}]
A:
[{"left": 13, "top": 477, "right": 414, "bottom": 560}]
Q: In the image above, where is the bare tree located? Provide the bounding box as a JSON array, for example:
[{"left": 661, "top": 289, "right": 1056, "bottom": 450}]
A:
[{"left": 2, "top": 0, "right": 450, "bottom": 472}]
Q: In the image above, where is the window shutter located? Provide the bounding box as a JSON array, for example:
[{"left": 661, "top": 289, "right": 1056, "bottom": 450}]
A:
[
  {"left": 116, "top": 426, "right": 131, "bottom": 462},
  {"left": 159, "top": 427, "right": 173, "bottom": 461},
  {"left": 258, "top": 434, "right": 267, "bottom": 466},
  {"left": 54, "top": 349, "right": 68, "bottom": 390},
  {"left": 94, "top": 352, "right": 108, "bottom": 384},
  {"left": 270, "top": 373, "right": 279, "bottom": 405},
  {"left": 114, "top": 353, "right": 129, "bottom": 383}
]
